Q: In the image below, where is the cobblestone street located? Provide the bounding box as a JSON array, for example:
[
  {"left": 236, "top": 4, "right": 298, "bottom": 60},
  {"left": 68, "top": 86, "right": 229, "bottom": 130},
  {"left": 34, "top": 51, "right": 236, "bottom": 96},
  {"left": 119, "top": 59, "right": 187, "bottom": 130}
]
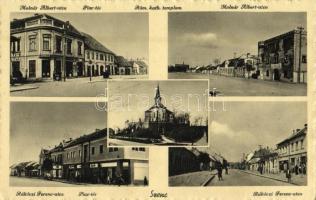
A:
[{"left": 169, "top": 72, "right": 307, "bottom": 96}]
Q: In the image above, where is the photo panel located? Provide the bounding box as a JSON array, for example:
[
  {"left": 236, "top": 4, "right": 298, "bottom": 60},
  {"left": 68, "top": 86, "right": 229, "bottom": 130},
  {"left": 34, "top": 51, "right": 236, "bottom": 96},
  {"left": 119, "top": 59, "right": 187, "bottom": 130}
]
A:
[
  {"left": 169, "top": 101, "right": 307, "bottom": 186},
  {"left": 168, "top": 12, "right": 307, "bottom": 96},
  {"left": 107, "top": 80, "right": 209, "bottom": 147},
  {"left": 10, "top": 12, "right": 149, "bottom": 97},
  {"left": 10, "top": 102, "right": 149, "bottom": 187}
]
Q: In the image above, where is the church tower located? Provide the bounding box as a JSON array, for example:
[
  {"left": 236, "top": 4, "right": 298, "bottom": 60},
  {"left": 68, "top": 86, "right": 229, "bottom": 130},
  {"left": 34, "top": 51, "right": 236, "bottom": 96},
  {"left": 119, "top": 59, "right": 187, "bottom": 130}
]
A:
[{"left": 154, "top": 84, "right": 162, "bottom": 106}]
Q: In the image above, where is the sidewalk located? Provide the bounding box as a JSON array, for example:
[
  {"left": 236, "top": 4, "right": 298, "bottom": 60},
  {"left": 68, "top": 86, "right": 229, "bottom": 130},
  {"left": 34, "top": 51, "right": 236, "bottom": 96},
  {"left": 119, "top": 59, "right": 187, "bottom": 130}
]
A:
[
  {"left": 240, "top": 170, "right": 307, "bottom": 186},
  {"left": 169, "top": 170, "right": 217, "bottom": 186},
  {"left": 10, "top": 84, "right": 39, "bottom": 92}
]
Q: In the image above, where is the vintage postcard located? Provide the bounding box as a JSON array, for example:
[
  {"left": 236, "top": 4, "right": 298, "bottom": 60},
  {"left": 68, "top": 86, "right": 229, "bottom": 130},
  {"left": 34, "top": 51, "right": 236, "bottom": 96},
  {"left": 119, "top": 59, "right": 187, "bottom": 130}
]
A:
[{"left": 0, "top": 0, "right": 315, "bottom": 200}]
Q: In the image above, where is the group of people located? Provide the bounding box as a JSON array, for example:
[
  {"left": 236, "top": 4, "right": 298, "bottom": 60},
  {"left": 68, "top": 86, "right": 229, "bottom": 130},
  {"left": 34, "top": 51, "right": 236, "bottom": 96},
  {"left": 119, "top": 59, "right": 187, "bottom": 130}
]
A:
[{"left": 285, "top": 164, "right": 307, "bottom": 183}]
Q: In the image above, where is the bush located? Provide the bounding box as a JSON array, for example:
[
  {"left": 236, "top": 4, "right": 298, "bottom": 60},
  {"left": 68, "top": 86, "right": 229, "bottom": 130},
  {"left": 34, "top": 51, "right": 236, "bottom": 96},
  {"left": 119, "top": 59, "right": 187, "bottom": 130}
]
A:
[{"left": 165, "top": 126, "right": 205, "bottom": 142}]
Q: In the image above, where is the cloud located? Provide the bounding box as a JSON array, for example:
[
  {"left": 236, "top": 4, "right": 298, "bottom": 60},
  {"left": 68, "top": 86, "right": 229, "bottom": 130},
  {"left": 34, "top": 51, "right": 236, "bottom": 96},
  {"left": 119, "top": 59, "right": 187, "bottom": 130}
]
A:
[
  {"left": 210, "top": 121, "right": 256, "bottom": 142},
  {"left": 181, "top": 32, "right": 219, "bottom": 49}
]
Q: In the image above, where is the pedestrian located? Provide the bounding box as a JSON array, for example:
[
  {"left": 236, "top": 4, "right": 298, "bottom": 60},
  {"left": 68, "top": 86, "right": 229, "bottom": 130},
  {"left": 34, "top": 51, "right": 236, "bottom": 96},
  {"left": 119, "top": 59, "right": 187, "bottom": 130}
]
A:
[
  {"left": 286, "top": 168, "right": 291, "bottom": 183},
  {"left": 295, "top": 165, "right": 299, "bottom": 175},
  {"left": 217, "top": 162, "right": 223, "bottom": 181},
  {"left": 144, "top": 176, "right": 148, "bottom": 186},
  {"left": 107, "top": 174, "right": 111, "bottom": 185}
]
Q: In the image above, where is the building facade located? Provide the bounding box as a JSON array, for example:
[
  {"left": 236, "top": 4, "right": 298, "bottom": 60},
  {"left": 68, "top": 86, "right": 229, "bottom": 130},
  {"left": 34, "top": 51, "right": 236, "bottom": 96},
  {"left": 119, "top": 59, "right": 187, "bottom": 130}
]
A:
[
  {"left": 40, "top": 128, "right": 149, "bottom": 185},
  {"left": 258, "top": 29, "right": 307, "bottom": 83},
  {"left": 144, "top": 85, "right": 175, "bottom": 135},
  {"left": 81, "top": 32, "right": 116, "bottom": 76},
  {"left": 11, "top": 14, "right": 85, "bottom": 81},
  {"left": 276, "top": 124, "right": 307, "bottom": 174}
]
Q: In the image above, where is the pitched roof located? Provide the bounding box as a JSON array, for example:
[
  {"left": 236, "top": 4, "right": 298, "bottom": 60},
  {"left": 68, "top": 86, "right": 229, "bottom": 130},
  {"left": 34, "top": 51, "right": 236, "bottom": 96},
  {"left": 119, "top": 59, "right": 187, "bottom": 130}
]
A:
[
  {"left": 277, "top": 125, "right": 307, "bottom": 146},
  {"left": 64, "top": 128, "right": 107, "bottom": 149},
  {"left": 81, "top": 32, "right": 115, "bottom": 54},
  {"left": 116, "top": 56, "right": 131, "bottom": 67}
]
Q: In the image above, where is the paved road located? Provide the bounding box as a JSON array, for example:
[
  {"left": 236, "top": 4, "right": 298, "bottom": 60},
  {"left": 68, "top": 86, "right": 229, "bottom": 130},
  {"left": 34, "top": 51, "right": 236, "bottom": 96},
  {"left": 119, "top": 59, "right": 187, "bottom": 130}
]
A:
[
  {"left": 169, "top": 72, "right": 307, "bottom": 96},
  {"left": 207, "top": 169, "right": 292, "bottom": 186},
  {"left": 11, "top": 75, "right": 148, "bottom": 97}
]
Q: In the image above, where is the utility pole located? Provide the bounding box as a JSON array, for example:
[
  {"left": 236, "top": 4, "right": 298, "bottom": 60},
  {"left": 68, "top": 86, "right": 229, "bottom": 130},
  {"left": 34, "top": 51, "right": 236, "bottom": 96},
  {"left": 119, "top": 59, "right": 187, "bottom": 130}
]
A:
[{"left": 297, "top": 26, "right": 304, "bottom": 83}]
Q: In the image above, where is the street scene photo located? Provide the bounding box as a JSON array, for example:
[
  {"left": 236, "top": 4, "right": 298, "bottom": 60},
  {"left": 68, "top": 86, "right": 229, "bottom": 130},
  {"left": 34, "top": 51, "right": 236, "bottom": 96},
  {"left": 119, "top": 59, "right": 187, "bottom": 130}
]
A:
[
  {"left": 168, "top": 12, "right": 307, "bottom": 96},
  {"left": 10, "top": 13, "right": 148, "bottom": 97},
  {"left": 169, "top": 101, "right": 307, "bottom": 186},
  {"left": 10, "top": 102, "right": 149, "bottom": 186},
  {"left": 108, "top": 80, "right": 209, "bottom": 146}
]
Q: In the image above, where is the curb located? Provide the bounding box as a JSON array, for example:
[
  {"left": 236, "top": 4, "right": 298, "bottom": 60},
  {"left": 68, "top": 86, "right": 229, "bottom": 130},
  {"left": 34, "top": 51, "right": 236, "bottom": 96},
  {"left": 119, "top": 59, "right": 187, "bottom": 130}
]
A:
[
  {"left": 10, "top": 86, "right": 39, "bottom": 92},
  {"left": 202, "top": 173, "right": 217, "bottom": 186},
  {"left": 239, "top": 170, "right": 299, "bottom": 186}
]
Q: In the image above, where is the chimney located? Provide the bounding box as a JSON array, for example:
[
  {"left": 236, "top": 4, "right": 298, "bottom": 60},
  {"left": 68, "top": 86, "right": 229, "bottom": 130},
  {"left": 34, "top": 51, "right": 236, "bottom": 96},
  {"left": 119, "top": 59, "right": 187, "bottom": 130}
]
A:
[{"left": 304, "top": 124, "right": 307, "bottom": 128}]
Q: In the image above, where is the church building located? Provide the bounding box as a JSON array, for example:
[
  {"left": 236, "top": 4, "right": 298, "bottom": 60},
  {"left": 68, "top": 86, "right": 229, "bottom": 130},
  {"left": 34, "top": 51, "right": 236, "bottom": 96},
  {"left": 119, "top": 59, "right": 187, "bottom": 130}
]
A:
[{"left": 144, "top": 85, "right": 175, "bottom": 135}]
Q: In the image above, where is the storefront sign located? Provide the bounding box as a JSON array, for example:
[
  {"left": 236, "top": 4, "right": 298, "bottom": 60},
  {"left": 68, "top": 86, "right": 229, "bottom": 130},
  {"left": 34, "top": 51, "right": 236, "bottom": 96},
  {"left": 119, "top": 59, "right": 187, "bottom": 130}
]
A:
[
  {"left": 90, "top": 163, "right": 98, "bottom": 168},
  {"left": 123, "top": 162, "right": 129, "bottom": 167},
  {"left": 134, "top": 162, "right": 149, "bottom": 168},
  {"left": 77, "top": 165, "right": 81, "bottom": 169},
  {"left": 101, "top": 162, "right": 117, "bottom": 167}
]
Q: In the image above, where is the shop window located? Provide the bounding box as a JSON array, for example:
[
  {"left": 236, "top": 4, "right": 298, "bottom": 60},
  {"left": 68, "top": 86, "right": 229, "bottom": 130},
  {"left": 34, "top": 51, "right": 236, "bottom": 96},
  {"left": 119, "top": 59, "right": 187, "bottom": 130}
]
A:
[
  {"left": 29, "top": 60, "right": 36, "bottom": 78},
  {"left": 99, "top": 145, "right": 104, "bottom": 154},
  {"left": 91, "top": 147, "right": 95, "bottom": 155},
  {"left": 43, "top": 34, "right": 51, "bottom": 51},
  {"left": 29, "top": 35, "right": 37, "bottom": 51},
  {"left": 302, "top": 55, "right": 307, "bottom": 63}
]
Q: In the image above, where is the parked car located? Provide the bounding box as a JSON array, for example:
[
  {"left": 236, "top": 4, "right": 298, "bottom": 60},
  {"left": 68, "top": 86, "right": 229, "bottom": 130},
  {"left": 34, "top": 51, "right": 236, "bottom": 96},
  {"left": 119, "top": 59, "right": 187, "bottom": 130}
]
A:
[{"left": 102, "top": 70, "right": 110, "bottom": 79}]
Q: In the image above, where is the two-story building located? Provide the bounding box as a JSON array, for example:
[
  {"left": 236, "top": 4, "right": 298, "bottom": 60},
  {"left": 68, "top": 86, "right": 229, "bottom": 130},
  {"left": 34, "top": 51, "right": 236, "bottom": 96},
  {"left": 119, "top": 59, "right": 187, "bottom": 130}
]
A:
[
  {"left": 81, "top": 32, "right": 116, "bottom": 76},
  {"left": 276, "top": 124, "right": 307, "bottom": 173},
  {"left": 10, "top": 14, "right": 85, "bottom": 81},
  {"left": 258, "top": 28, "right": 307, "bottom": 83},
  {"left": 62, "top": 128, "right": 149, "bottom": 185}
]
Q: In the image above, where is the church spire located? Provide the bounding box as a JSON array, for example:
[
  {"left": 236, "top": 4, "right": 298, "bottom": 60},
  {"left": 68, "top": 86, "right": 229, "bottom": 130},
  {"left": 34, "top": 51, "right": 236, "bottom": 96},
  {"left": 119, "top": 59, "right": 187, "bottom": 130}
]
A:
[{"left": 155, "top": 84, "right": 161, "bottom": 106}]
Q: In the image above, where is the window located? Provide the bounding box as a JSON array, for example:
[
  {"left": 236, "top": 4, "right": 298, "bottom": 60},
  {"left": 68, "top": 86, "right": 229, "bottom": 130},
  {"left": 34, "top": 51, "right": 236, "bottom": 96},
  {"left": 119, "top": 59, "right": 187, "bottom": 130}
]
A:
[
  {"left": 91, "top": 52, "right": 94, "bottom": 59},
  {"left": 43, "top": 34, "right": 51, "bottom": 50},
  {"left": 66, "top": 39, "right": 72, "bottom": 54},
  {"left": 55, "top": 36, "right": 62, "bottom": 53},
  {"left": 295, "top": 142, "right": 298, "bottom": 151},
  {"left": 67, "top": 153, "right": 69, "bottom": 159},
  {"left": 11, "top": 39, "right": 20, "bottom": 53},
  {"left": 109, "top": 147, "right": 118, "bottom": 152},
  {"left": 79, "top": 150, "right": 81, "bottom": 157},
  {"left": 96, "top": 53, "right": 98, "bottom": 60},
  {"left": 29, "top": 60, "right": 36, "bottom": 78},
  {"left": 91, "top": 147, "right": 95, "bottom": 155},
  {"left": 302, "top": 55, "right": 307, "bottom": 63},
  {"left": 301, "top": 139, "right": 304, "bottom": 149},
  {"left": 100, "top": 54, "right": 104, "bottom": 60},
  {"left": 291, "top": 143, "right": 294, "bottom": 152},
  {"left": 87, "top": 51, "right": 90, "bottom": 59},
  {"left": 99, "top": 145, "right": 103, "bottom": 154},
  {"left": 78, "top": 41, "right": 82, "bottom": 55},
  {"left": 106, "top": 54, "right": 108, "bottom": 61},
  {"left": 29, "top": 35, "right": 36, "bottom": 51},
  {"left": 139, "top": 148, "right": 146, "bottom": 152}
]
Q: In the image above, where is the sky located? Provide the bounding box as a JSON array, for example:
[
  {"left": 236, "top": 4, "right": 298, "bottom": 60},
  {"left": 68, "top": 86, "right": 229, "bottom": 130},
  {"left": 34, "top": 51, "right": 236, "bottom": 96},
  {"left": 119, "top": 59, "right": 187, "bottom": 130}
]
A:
[
  {"left": 10, "top": 102, "right": 106, "bottom": 165},
  {"left": 207, "top": 101, "right": 307, "bottom": 162},
  {"left": 108, "top": 80, "right": 208, "bottom": 129},
  {"left": 168, "top": 12, "right": 306, "bottom": 67},
  {"left": 11, "top": 12, "right": 148, "bottom": 61}
]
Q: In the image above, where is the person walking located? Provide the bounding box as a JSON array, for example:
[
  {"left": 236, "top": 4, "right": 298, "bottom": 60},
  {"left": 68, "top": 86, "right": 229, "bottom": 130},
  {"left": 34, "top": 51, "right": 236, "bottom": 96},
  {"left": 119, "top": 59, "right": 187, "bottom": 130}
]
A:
[
  {"left": 144, "top": 176, "right": 148, "bottom": 186},
  {"left": 286, "top": 168, "right": 292, "bottom": 183},
  {"left": 217, "top": 162, "right": 223, "bottom": 181}
]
